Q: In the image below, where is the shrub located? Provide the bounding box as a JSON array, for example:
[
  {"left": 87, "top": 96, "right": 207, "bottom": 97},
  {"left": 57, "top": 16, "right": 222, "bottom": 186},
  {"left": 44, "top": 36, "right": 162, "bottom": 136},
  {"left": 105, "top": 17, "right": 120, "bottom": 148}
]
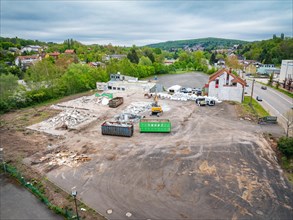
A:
[{"left": 278, "top": 137, "right": 293, "bottom": 158}]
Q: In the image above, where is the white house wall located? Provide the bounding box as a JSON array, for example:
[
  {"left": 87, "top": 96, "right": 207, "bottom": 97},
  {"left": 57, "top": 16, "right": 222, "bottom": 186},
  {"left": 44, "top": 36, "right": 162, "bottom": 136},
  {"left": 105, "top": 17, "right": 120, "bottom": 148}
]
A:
[{"left": 208, "top": 71, "right": 244, "bottom": 103}]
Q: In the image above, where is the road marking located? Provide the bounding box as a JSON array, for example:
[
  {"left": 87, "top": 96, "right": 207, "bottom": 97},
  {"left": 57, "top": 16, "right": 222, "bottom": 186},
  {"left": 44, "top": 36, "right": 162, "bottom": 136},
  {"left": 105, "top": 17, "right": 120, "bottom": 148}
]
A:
[
  {"left": 262, "top": 100, "right": 287, "bottom": 121},
  {"left": 252, "top": 81, "right": 292, "bottom": 104},
  {"left": 266, "top": 87, "right": 292, "bottom": 104}
]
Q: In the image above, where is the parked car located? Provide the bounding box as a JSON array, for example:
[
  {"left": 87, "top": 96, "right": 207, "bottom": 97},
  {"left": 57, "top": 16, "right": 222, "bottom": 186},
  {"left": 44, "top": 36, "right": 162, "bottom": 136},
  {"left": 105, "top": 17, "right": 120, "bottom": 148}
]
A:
[
  {"left": 261, "top": 86, "right": 267, "bottom": 90},
  {"left": 256, "top": 96, "right": 263, "bottom": 101},
  {"left": 186, "top": 88, "right": 193, "bottom": 93},
  {"left": 180, "top": 87, "right": 187, "bottom": 93}
]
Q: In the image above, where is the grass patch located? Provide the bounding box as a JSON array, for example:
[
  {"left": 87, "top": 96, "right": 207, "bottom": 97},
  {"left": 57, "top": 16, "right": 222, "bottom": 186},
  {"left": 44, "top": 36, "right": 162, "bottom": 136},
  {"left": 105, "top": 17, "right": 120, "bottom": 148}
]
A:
[{"left": 242, "top": 96, "right": 270, "bottom": 118}]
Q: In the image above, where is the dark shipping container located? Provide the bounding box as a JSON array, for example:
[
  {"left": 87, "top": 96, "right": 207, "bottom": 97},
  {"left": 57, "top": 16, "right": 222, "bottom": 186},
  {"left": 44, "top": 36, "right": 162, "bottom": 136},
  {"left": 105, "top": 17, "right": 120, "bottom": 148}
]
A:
[
  {"left": 109, "top": 97, "right": 124, "bottom": 108},
  {"left": 101, "top": 121, "right": 133, "bottom": 137}
]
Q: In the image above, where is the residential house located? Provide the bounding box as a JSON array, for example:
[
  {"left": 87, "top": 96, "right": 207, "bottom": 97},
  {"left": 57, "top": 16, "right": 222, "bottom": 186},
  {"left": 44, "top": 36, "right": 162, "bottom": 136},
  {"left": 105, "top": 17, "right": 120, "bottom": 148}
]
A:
[
  {"left": 279, "top": 60, "right": 293, "bottom": 81},
  {"left": 88, "top": 62, "right": 106, "bottom": 68},
  {"left": 207, "top": 68, "right": 246, "bottom": 103},
  {"left": 215, "top": 59, "right": 225, "bottom": 68},
  {"left": 21, "top": 45, "right": 42, "bottom": 53},
  {"left": 64, "top": 49, "right": 75, "bottom": 54},
  {"left": 242, "top": 60, "right": 259, "bottom": 74},
  {"left": 102, "top": 54, "right": 127, "bottom": 61},
  {"left": 164, "top": 59, "right": 176, "bottom": 66},
  {"left": 45, "top": 52, "right": 60, "bottom": 59},
  {"left": 8, "top": 47, "right": 21, "bottom": 55},
  {"left": 15, "top": 55, "right": 42, "bottom": 69}
]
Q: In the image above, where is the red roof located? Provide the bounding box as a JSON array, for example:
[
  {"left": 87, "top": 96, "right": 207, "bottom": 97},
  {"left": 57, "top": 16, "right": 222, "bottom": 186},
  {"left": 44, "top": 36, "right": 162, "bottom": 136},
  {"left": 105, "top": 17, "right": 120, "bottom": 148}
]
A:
[
  {"left": 64, "top": 49, "right": 75, "bottom": 54},
  {"left": 49, "top": 52, "right": 60, "bottom": 56},
  {"left": 208, "top": 68, "right": 246, "bottom": 87},
  {"left": 18, "top": 55, "right": 39, "bottom": 60}
]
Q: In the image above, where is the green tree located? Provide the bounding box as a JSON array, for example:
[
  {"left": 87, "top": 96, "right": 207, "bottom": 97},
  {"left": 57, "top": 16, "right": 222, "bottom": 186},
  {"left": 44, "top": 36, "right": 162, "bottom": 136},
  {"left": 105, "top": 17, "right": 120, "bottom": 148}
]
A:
[
  {"left": 278, "top": 137, "right": 293, "bottom": 157},
  {"left": 267, "top": 73, "right": 274, "bottom": 86},
  {"left": 127, "top": 48, "right": 139, "bottom": 64},
  {"left": 0, "top": 73, "right": 18, "bottom": 99},
  {"left": 139, "top": 56, "right": 152, "bottom": 66},
  {"left": 225, "top": 56, "right": 243, "bottom": 70}
]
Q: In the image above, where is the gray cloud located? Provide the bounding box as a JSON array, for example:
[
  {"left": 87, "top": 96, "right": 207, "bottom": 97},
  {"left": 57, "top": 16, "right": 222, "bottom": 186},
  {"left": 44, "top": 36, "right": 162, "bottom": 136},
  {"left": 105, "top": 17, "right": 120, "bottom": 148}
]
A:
[{"left": 1, "top": 0, "right": 292, "bottom": 46}]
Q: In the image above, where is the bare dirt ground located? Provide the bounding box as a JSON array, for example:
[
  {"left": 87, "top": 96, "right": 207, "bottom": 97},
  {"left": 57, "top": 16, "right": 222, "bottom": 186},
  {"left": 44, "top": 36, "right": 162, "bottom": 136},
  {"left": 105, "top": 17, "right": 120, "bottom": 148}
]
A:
[
  {"left": 0, "top": 92, "right": 106, "bottom": 220},
  {"left": 3, "top": 88, "right": 290, "bottom": 220}
]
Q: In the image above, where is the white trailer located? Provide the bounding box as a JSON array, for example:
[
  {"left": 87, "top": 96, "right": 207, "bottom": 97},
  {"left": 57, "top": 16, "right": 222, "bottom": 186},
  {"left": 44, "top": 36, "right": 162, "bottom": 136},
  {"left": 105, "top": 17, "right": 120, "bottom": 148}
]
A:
[{"left": 168, "top": 85, "right": 182, "bottom": 94}]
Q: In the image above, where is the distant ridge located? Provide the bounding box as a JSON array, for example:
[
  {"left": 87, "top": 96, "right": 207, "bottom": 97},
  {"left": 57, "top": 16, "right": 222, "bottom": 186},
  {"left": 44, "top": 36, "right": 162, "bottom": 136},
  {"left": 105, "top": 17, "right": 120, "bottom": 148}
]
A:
[{"left": 146, "top": 37, "right": 249, "bottom": 50}]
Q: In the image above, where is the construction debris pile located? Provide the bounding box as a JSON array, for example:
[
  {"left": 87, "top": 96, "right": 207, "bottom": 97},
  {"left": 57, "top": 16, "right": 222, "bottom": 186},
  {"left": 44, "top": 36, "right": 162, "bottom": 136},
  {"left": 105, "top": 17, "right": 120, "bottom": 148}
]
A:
[
  {"left": 115, "top": 102, "right": 152, "bottom": 122},
  {"left": 47, "top": 109, "right": 97, "bottom": 129},
  {"left": 32, "top": 151, "right": 91, "bottom": 168},
  {"left": 52, "top": 95, "right": 111, "bottom": 110}
]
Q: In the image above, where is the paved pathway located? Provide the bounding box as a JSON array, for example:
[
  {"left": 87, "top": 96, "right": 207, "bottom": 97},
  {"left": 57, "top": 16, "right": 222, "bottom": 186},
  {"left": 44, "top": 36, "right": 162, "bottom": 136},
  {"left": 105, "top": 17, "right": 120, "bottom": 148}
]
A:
[{"left": 0, "top": 173, "right": 63, "bottom": 220}]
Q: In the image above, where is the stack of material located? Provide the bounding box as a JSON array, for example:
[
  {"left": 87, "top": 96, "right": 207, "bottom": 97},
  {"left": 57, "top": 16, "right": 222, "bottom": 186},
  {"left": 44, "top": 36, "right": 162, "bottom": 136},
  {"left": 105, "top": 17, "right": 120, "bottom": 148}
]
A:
[
  {"left": 115, "top": 102, "right": 152, "bottom": 122},
  {"left": 43, "top": 109, "right": 96, "bottom": 129},
  {"left": 37, "top": 151, "right": 91, "bottom": 168},
  {"left": 157, "top": 93, "right": 222, "bottom": 103}
]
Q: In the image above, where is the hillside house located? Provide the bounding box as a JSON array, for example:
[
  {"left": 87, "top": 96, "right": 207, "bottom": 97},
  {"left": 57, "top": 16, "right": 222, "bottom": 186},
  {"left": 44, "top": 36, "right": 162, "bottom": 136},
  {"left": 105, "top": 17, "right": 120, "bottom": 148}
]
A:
[
  {"left": 15, "top": 55, "right": 42, "bottom": 69},
  {"left": 164, "top": 59, "right": 176, "bottom": 66},
  {"left": 45, "top": 52, "right": 60, "bottom": 59},
  {"left": 102, "top": 54, "right": 127, "bottom": 61},
  {"left": 64, "top": 49, "right": 75, "bottom": 54},
  {"left": 207, "top": 68, "right": 246, "bottom": 103},
  {"left": 21, "top": 45, "right": 42, "bottom": 53}
]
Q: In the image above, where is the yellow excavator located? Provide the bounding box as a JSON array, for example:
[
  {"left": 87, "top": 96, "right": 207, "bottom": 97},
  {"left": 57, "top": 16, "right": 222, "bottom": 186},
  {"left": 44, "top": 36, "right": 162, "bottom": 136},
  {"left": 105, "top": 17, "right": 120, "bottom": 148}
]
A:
[{"left": 151, "top": 94, "right": 163, "bottom": 116}]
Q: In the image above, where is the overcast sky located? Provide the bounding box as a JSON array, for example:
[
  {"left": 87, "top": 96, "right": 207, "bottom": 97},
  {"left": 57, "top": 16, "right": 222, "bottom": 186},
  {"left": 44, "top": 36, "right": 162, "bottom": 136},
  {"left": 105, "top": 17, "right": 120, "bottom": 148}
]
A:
[{"left": 1, "top": 0, "right": 292, "bottom": 46}]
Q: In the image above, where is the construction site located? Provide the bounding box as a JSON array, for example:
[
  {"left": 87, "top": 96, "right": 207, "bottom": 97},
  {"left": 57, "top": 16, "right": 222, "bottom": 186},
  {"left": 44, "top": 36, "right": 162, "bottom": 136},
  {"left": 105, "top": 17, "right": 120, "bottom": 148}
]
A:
[{"left": 1, "top": 73, "right": 293, "bottom": 219}]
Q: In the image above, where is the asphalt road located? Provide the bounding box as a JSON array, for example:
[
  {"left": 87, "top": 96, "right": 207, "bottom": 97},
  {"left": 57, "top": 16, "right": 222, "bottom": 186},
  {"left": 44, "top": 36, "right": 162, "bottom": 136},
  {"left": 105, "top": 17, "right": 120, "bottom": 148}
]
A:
[
  {"left": 0, "top": 173, "right": 63, "bottom": 220},
  {"left": 245, "top": 80, "right": 293, "bottom": 121}
]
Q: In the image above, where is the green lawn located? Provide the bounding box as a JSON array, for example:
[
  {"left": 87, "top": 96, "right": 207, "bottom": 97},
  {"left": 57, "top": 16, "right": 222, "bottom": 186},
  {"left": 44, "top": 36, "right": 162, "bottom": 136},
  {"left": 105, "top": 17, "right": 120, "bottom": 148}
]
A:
[{"left": 242, "top": 96, "right": 270, "bottom": 118}]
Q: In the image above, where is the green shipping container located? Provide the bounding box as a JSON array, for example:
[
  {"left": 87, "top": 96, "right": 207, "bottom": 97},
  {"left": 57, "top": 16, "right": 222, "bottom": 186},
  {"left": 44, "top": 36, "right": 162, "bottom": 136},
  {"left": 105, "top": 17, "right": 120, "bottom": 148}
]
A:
[{"left": 139, "top": 119, "right": 171, "bottom": 133}]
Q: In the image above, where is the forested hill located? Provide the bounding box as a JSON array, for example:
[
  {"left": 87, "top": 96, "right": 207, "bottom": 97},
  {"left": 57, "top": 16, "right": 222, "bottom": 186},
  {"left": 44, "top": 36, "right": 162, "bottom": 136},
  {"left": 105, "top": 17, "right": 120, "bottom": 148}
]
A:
[
  {"left": 146, "top": 37, "right": 248, "bottom": 50},
  {"left": 240, "top": 36, "right": 293, "bottom": 64}
]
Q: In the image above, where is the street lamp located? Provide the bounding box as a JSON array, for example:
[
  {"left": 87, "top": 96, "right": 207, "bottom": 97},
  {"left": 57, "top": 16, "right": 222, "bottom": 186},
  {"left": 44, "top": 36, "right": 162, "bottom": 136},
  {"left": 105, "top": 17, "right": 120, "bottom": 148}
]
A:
[{"left": 71, "top": 190, "right": 79, "bottom": 220}]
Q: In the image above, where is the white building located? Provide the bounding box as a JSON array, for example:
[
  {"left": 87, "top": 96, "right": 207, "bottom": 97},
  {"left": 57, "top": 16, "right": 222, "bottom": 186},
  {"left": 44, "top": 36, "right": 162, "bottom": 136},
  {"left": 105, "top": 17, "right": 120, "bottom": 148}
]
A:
[
  {"left": 21, "top": 45, "right": 42, "bottom": 53},
  {"left": 207, "top": 68, "right": 246, "bottom": 103},
  {"left": 110, "top": 73, "right": 138, "bottom": 82},
  {"left": 279, "top": 60, "right": 293, "bottom": 81},
  {"left": 15, "top": 55, "right": 42, "bottom": 69},
  {"left": 97, "top": 73, "right": 163, "bottom": 93}
]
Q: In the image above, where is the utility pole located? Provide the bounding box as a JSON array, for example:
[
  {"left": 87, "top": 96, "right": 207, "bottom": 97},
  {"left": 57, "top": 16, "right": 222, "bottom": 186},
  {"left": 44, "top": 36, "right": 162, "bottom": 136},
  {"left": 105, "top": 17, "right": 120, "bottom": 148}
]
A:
[
  {"left": 250, "top": 79, "right": 255, "bottom": 106},
  {"left": 71, "top": 190, "right": 79, "bottom": 220}
]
